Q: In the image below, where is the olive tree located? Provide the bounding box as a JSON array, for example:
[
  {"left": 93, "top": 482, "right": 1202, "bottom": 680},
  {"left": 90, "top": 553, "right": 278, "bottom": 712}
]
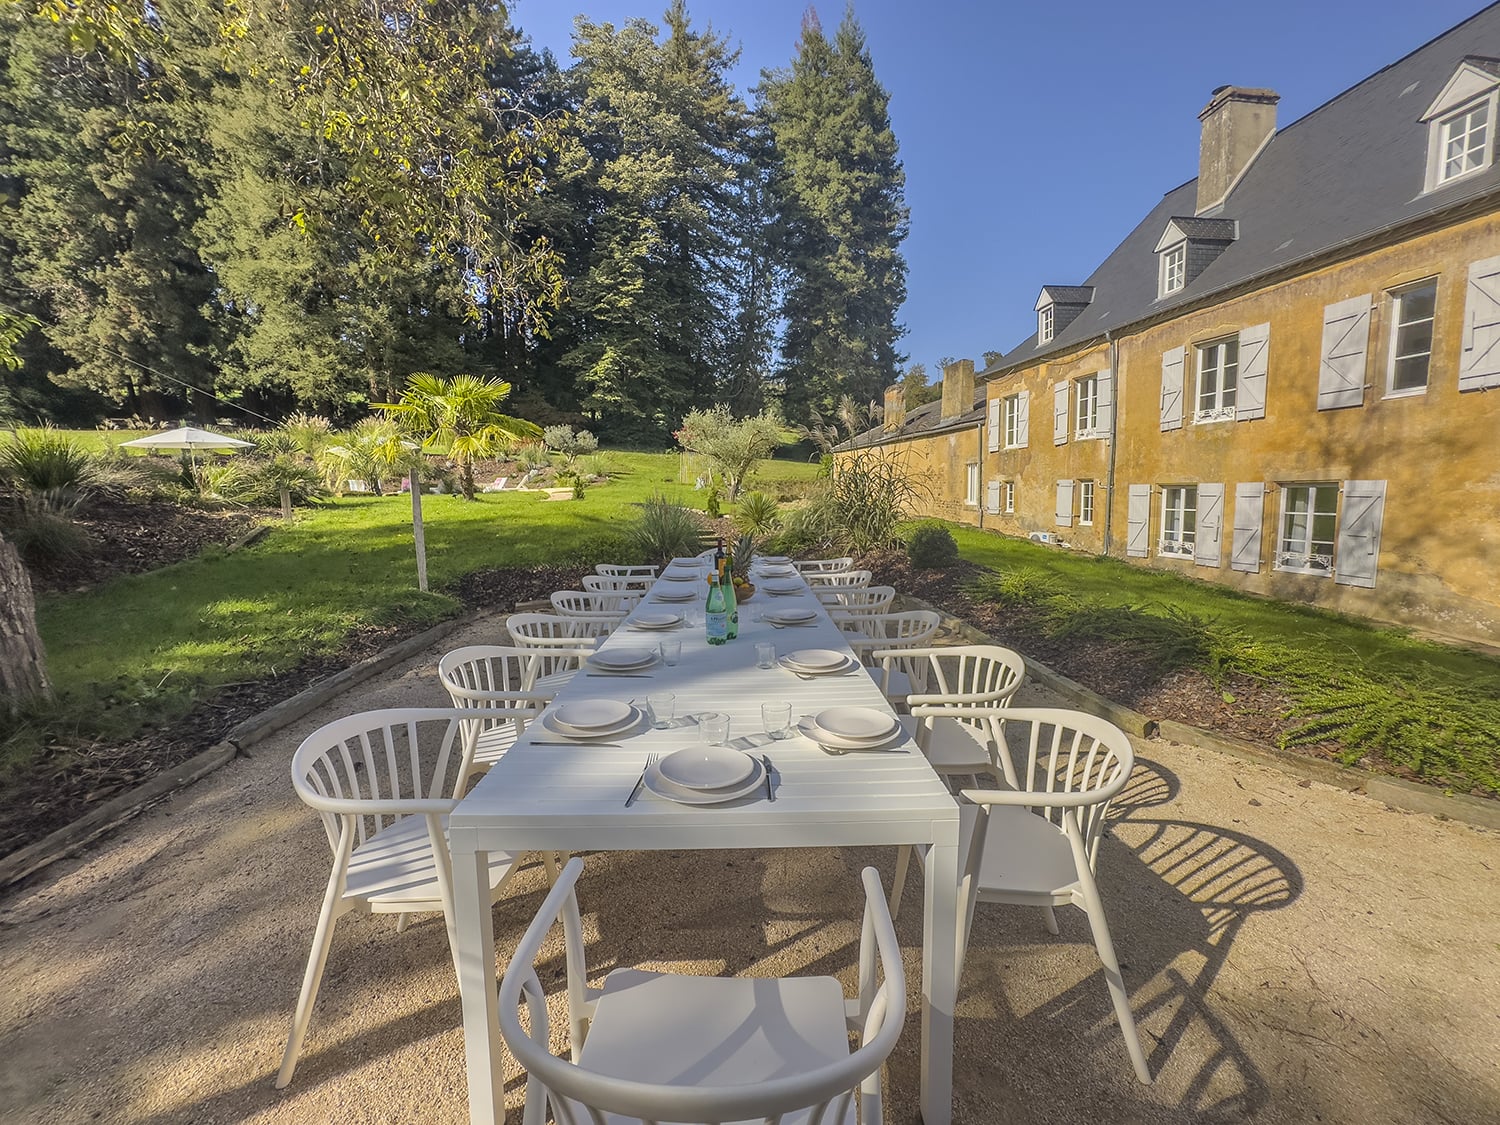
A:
[{"left": 674, "top": 406, "right": 784, "bottom": 501}]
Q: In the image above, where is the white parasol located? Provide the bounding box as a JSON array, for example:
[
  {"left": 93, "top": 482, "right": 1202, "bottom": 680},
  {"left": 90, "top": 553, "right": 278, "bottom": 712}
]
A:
[{"left": 121, "top": 426, "right": 253, "bottom": 472}]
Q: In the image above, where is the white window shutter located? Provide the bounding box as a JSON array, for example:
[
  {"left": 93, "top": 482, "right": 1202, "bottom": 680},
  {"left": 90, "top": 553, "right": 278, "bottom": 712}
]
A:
[
  {"left": 1459, "top": 254, "right": 1500, "bottom": 392},
  {"left": 1160, "top": 347, "right": 1184, "bottom": 431},
  {"left": 1126, "top": 485, "right": 1151, "bottom": 557},
  {"left": 1055, "top": 479, "right": 1074, "bottom": 527},
  {"left": 1017, "top": 389, "right": 1030, "bottom": 448},
  {"left": 1194, "top": 482, "right": 1225, "bottom": 567},
  {"left": 1096, "top": 369, "right": 1114, "bottom": 434},
  {"left": 1237, "top": 323, "right": 1270, "bottom": 420},
  {"left": 987, "top": 398, "right": 1001, "bottom": 452},
  {"left": 1053, "top": 382, "right": 1069, "bottom": 445},
  {"left": 1318, "top": 297, "right": 1371, "bottom": 410},
  {"left": 1335, "top": 480, "right": 1387, "bottom": 589},
  {"left": 986, "top": 479, "right": 1000, "bottom": 514},
  {"left": 1230, "top": 483, "right": 1265, "bottom": 573}
]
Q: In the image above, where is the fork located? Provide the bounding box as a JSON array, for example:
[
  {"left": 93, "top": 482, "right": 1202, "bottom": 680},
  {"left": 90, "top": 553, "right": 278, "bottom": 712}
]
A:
[{"left": 624, "top": 753, "right": 660, "bottom": 806}]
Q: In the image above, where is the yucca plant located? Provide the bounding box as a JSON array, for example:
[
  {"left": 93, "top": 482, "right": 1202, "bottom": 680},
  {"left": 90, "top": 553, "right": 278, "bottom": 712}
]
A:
[
  {"left": 0, "top": 428, "right": 99, "bottom": 514},
  {"left": 733, "top": 490, "right": 780, "bottom": 536},
  {"left": 629, "top": 493, "right": 704, "bottom": 566}
]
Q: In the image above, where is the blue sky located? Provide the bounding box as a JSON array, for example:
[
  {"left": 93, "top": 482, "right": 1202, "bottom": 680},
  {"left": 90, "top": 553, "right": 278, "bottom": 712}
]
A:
[{"left": 511, "top": 0, "right": 1489, "bottom": 378}]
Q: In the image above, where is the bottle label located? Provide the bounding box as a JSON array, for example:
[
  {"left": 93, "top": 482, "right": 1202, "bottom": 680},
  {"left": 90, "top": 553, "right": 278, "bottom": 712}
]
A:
[{"left": 706, "top": 610, "right": 729, "bottom": 644}]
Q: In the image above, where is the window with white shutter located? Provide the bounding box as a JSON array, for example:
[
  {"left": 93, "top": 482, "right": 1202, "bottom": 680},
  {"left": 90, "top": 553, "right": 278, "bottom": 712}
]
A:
[
  {"left": 1194, "top": 482, "right": 1225, "bottom": 567},
  {"left": 1003, "top": 481, "right": 1015, "bottom": 513},
  {"left": 1318, "top": 297, "right": 1371, "bottom": 410},
  {"left": 1016, "top": 389, "right": 1030, "bottom": 448},
  {"left": 1096, "top": 369, "right": 1114, "bottom": 435},
  {"left": 1276, "top": 484, "right": 1338, "bottom": 575},
  {"left": 965, "top": 463, "right": 980, "bottom": 506},
  {"left": 1231, "top": 483, "right": 1265, "bottom": 573},
  {"left": 1237, "top": 323, "right": 1270, "bottom": 420},
  {"left": 1055, "top": 479, "right": 1074, "bottom": 527},
  {"left": 986, "top": 479, "right": 1000, "bottom": 514},
  {"left": 1126, "top": 485, "right": 1151, "bottom": 557},
  {"left": 1160, "top": 347, "right": 1184, "bottom": 431},
  {"left": 1459, "top": 254, "right": 1500, "bottom": 392},
  {"left": 1335, "top": 480, "right": 1387, "bottom": 589},
  {"left": 1053, "top": 382, "right": 1069, "bottom": 445},
  {"left": 987, "top": 398, "right": 1001, "bottom": 452},
  {"left": 1160, "top": 486, "right": 1197, "bottom": 557}
]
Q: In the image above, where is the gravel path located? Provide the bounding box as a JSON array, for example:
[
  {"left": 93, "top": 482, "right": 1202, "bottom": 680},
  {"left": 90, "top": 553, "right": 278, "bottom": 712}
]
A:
[{"left": 2, "top": 618, "right": 1497, "bottom": 1124}]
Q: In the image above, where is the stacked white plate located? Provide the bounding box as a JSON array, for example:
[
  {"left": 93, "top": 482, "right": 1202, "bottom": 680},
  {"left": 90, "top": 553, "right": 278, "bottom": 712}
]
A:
[
  {"left": 586, "top": 647, "right": 658, "bottom": 672},
  {"left": 653, "top": 587, "right": 699, "bottom": 602},
  {"left": 797, "top": 707, "right": 902, "bottom": 751},
  {"left": 643, "top": 746, "right": 766, "bottom": 805},
  {"left": 765, "top": 607, "right": 817, "bottom": 626},
  {"left": 670, "top": 557, "right": 709, "bottom": 568},
  {"left": 762, "top": 579, "right": 803, "bottom": 595},
  {"left": 631, "top": 611, "right": 683, "bottom": 630},
  {"left": 757, "top": 563, "right": 797, "bottom": 578},
  {"left": 662, "top": 572, "right": 704, "bottom": 583},
  {"left": 543, "top": 699, "right": 643, "bottom": 739},
  {"left": 779, "top": 648, "right": 856, "bottom": 675},
  {"left": 759, "top": 555, "right": 791, "bottom": 564}
]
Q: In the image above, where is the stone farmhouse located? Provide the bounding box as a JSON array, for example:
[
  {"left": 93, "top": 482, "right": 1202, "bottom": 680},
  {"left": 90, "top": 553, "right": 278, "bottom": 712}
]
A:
[{"left": 841, "top": 5, "right": 1500, "bottom": 646}]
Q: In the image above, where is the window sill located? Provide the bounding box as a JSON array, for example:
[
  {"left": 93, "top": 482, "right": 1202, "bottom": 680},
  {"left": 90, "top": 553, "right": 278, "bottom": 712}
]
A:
[
  {"left": 1079, "top": 519, "right": 1094, "bottom": 527},
  {"left": 1426, "top": 161, "right": 1492, "bottom": 194},
  {"left": 1158, "top": 543, "right": 1195, "bottom": 559},
  {"left": 1002, "top": 443, "right": 1024, "bottom": 451},
  {"left": 1382, "top": 387, "right": 1428, "bottom": 400},
  {"left": 1074, "top": 429, "right": 1104, "bottom": 441},
  {"left": 1192, "top": 409, "right": 1237, "bottom": 424}
]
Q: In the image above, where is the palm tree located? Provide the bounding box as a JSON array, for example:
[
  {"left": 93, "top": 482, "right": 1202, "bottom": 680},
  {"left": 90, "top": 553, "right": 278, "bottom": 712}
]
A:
[{"left": 378, "top": 373, "right": 542, "bottom": 500}]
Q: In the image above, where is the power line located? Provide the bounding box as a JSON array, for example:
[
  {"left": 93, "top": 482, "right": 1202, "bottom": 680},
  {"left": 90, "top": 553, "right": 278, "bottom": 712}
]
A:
[{"left": 101, "top": 346, "right": 280, "bottom": 427}]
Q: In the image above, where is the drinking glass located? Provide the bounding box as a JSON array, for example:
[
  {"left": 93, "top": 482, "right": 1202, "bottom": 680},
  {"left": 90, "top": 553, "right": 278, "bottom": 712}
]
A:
[
  {"left": 647, "top": 691, "right": 675, "bottom": 730},
  {"left": 658, "top": 638, "right": 682, "bottom": 666},
  {"left": 755, "top": 642, "right": 777, "bottom": 669},
  {"left": 699, "top": 711, "right": 730, "bottom": 745},
  {"left": 762, "top": 702, "right": 792, "bottom": 740}
]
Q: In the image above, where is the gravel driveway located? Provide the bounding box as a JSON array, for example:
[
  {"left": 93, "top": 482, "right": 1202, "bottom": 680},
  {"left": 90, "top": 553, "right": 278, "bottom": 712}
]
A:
[{"left": 2, "top": 617, "right": 1497, "bottom": 1124}]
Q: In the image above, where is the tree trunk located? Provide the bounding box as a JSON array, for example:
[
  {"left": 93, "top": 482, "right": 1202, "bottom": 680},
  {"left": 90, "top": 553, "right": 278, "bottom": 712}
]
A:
[
  {"left": 0, "top": 532, "right": 51, "bottom": 714},
  {"left": 279, "top": 486, "right": 293, "bottom": 520},
  {"left": 410, "top": 485, "right": 429, "bottom": 592}
]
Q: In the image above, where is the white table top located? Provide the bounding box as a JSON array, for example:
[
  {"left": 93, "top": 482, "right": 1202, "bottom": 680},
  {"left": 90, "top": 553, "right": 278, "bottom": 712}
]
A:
[{"left": 449, "top": 562, "right": 959, "bottom": 852}]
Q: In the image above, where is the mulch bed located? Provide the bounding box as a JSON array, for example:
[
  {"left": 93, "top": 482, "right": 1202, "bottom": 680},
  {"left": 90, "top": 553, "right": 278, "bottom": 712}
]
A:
[{"left": 862, "top": 549, "right": 1330, "bottom": 758}]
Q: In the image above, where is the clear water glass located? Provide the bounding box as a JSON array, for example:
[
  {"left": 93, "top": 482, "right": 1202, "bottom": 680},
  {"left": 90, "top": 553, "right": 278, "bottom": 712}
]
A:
[
  {"left": 762, "top": 702, "right": 792, "bottom": 740},
  {"left": 647, "top": 691, "right": 675, "bottom": 730},
  {"left": 658, "top": 638, "right": 682, "bottom": 666},
  {"left": 755, "top": 642, "right": 777, "bottom": 669},
  {"left": 699, "top": 711, "right": 730, "bottom": 745}
]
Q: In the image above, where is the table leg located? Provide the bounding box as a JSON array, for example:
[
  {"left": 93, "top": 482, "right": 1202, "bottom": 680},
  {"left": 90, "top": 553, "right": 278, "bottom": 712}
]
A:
[
  {"left": 920, "top": 842, "right": 959, "bottom": 1125},
  {"left": 453, "top": 844, "right": 503, "bottom": 1125}
]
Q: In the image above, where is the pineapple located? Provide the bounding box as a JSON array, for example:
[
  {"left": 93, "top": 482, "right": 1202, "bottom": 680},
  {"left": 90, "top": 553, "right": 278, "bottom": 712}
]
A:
[{"left": 730, "top": 532, "right": 756, "bottom": 575}]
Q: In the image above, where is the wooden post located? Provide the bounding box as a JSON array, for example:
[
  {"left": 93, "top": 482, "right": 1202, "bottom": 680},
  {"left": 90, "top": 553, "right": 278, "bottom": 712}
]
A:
[{"left": 0, "top": 532, "right": 51, "bottom": 713}]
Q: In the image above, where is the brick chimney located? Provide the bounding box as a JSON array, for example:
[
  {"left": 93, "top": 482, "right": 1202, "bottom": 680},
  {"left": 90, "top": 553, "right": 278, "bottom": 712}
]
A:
[
  {"left": 1196, "top": 86, "right": 1278, "bottom": 214},
  {"left": 882, "top": 384, "right": 905, "bottom": 433},
  {"left": 940, "top": 358, "right": 975, "bottom": 423}
]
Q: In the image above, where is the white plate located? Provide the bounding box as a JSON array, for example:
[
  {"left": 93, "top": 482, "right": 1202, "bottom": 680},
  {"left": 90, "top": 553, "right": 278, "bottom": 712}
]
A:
[
  {"left": 759, "top": 555, "right": 790, "bottom": 564},
  {"left": 783, "top": 648, "right": 847, "bottom": 672},
  {"left": 766, "top": 608, "right": 817, "bottom": 625},
  {"left": 662, "top": 573, "right": 704, "bottom": 583},
  {"left": 795, "top": 716, "right": 906, "bottom": 752},
  {"left": 758, "top": 564, "right": 797, "bottom": 577},
  {"left": 586, "top": 647, "right": 658, "bottom": 671},
  {"left": 780, "top": 653, "right": 857, "bottom": 676},
  {"left": 554, "top": 699, "right": 634, "bottom": 730},
  {"left": 762, "top": 580, "right": 803, "bottom": 594},
  {"left": 543, "top": 706, "right": 643, "bottom": 739},
  {"left": 653, "top": 589, "right": 699, "bottom": 602},
  {"left": 644, "top": 756, "right": 766, "bottom": 805},
  {"left": 632, "top": 612, "right": 683, "bottom": 630},
  {"left": 812, "top": 707, "right": 898, "bottom": 742},
  {"left": 670, "top": 557, "right": 709, "bottom": 567},
  {"left": 656, "top": 746, "right": 757, "bottom": 790}
]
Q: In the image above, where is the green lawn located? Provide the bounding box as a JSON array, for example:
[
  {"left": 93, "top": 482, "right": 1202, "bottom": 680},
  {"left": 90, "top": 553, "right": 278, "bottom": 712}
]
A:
[{"left": 28, "top": 451, "right": 819, "bottom": 750}]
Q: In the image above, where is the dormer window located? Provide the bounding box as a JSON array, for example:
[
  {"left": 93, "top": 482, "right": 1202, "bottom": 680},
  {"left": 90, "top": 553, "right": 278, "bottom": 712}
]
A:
[
  {"left": 1421, "top": 57, "right": 1500, "bottom": 192},
  {"left": 1154, "top": 218, "right": 1236, "bottom": 298},
  {"left": 1160, "top": 242, "right": 1186, "bottom": 296},
  {"left": 1033, "top": 285, "right": 1093, "bottom": 345},
  {"left": 1038, "top": 304, "right": 1054, "bottom": 343}
]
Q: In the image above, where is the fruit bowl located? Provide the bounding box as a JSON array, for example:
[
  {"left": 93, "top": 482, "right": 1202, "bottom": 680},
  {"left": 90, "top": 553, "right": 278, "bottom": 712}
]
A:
[{"left": 734, "top": 582, "right": 756, "bottom": 601}]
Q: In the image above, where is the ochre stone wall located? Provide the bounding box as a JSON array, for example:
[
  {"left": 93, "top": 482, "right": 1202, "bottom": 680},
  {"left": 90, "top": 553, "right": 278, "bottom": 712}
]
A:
[{"left": 974, "top": 212, "right": 1500, "bottom": 646}]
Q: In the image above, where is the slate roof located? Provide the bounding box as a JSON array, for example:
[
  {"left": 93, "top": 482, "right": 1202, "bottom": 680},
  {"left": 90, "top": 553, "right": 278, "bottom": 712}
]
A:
[
  {"left": 837, "top": 390, "right": 986, "bottom": 451},
  {"left": 1037, "top": 285, "right": 1096, "bottom": 305},
  {"left": 1162, "top": 216, "right": 1238, "bottom": 241},
  {"left": 985, "top": 4, "right": 1500, "bottom": 379}
]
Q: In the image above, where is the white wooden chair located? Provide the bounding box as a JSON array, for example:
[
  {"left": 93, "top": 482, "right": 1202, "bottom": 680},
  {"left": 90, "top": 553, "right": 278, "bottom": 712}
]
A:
[
  {"left": 795, "top": 556, "right": 854, "bottom": 574},
  {"left": 499, "top": 859, "right": 906, "bottom": 1125},
  {"left": 890, "top": 644, "right": 1027, "bottom": 783},
  {"left": 551, "top": 589, "right": 638, "bottom": 619},
  {"left": 505, "top": 613, "right": 604, "bottom": 689},
  {"left": 805, "top": 568, "right": 873, "bottom": 590},
  {"left": 277, "top": 708, "right": 532, "bottom": 1088},
  {"left": 596, "top": 563, "right": 659, "bottom": 581},
  {"left": 582, "top": 573, "right": 653, "bottom": 596},
  {"left": 438, "top": 646, "right": 582, "bottom": 777},
  {"left": 894, "top": 706, "right": 1151, "bottom": 1085},
  {"left": 841, "top": 609, "right": 942, "bottom": 701},
  {"left": 821, "top": 584, "right": 896, "bottom": 618}
]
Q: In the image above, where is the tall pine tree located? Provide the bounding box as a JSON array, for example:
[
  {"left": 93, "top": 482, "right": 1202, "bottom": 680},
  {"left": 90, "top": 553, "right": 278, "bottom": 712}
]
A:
[{"left": 759, "top": 5, "right": 908, "bottom": 418}]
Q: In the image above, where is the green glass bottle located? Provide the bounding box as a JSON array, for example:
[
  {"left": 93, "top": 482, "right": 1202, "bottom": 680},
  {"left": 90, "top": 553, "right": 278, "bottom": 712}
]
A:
[
  {"left": 723, "top": 559, "right": 738, "bottom": 640},
  {"left": 705, "top": 574, "right": 729, "bottom": 645}
]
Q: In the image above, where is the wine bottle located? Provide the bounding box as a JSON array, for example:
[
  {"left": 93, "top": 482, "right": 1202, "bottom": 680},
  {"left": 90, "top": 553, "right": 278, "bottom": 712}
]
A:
[
  {"left": 705, "top": 574, "right": 729, "bottom": 646},
  {"left": 713, "top": 537, "right": 725, "bottom": 573}
]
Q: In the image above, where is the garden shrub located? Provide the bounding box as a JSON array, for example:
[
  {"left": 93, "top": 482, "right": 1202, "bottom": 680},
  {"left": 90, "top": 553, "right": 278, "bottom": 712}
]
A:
[
  {"left": 0, "top": 427, "right": 99, "bottom": 513},
  {"left": 733, "top": 491, "right": 780, "bottom": 536},
  {"left": 968, "top": 566, "right": 1065, "bottom": 606},
  {"left": 907, "top": 522, "right": 958, "bottom": 569},
  {"left": 797, "top": 451, "right": 924, "bottom": 553},
  {"left": 629, "top": 493, "right": 704, "bottom": 564}
]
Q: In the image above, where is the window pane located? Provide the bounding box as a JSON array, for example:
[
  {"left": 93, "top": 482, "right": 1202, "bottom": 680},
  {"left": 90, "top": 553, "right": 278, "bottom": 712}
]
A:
[
  {"left": 1392, "top": 354, "right": 1429, "bottom": 390},
  {"left": 1399, "top": 284, "right": 1436, "bottom": 323}
]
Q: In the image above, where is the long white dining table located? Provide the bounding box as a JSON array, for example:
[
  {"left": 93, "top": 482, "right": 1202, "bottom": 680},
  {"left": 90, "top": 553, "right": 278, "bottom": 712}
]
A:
[{"left": 447, "top": 560, "right": 962, "bottom": 1124}]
